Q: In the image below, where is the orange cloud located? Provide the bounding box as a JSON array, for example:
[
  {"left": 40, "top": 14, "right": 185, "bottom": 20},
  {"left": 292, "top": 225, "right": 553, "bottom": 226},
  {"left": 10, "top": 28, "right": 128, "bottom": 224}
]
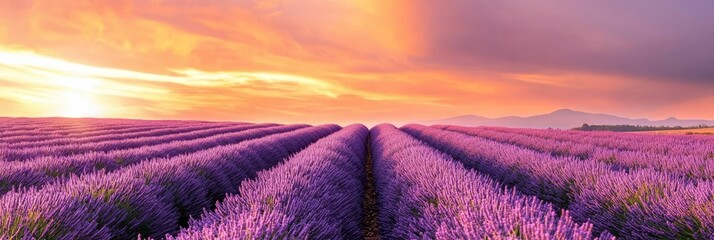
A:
[{"left": 0, "top": 0, "right": 712, "bottom": 123}]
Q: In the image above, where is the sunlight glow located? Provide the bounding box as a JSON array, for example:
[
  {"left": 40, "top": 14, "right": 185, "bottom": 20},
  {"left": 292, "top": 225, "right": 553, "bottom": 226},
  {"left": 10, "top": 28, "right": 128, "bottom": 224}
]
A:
[
  {"left": 0, "top": 49, "right": 179, "bottom": 82},
  {"left": 0, "top": 48, "right": 356, "bottom": 118},
  {"left": 54, "top": 76, "right": 103, "bottom": 92},
  {"left": 56, "top": 92, "right": 100, "bottom": 117},
  {"left": 53, "top": 76, "right": 101, "bottom": 117}
]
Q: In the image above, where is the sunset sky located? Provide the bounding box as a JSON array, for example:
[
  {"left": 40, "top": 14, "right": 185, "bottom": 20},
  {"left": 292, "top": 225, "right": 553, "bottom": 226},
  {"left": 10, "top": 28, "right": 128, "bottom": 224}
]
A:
[{"left": 1, "top": 0, "right": 713, "bottom": 124}]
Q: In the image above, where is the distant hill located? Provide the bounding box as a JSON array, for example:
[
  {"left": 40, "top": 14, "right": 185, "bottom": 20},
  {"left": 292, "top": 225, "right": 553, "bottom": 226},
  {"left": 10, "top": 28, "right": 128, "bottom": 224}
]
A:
[{"left": 421, "top": 109, "right": 714, "bottom": 129}]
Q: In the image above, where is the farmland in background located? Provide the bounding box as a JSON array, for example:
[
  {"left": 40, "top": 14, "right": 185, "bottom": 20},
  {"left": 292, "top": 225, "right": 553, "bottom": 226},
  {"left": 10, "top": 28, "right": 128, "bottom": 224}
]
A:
[
  {"left": 1, "top": 117, "right": 713, "bottom": 239},
  {"left": 633, "top": 127, "right": 714, "bottom": 135}
]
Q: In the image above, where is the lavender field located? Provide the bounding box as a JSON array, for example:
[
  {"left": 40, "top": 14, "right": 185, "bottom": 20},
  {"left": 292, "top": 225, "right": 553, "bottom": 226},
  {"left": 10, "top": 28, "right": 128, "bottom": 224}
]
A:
[{"left": 1, "top": 118, "right": 714, "bottom": 239}]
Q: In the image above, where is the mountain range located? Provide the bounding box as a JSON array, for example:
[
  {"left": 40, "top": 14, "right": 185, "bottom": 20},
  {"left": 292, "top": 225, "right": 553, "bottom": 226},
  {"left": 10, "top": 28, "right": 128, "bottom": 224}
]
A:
[{"left": 421, "top": 109, "right": 714, "bottom": 129}]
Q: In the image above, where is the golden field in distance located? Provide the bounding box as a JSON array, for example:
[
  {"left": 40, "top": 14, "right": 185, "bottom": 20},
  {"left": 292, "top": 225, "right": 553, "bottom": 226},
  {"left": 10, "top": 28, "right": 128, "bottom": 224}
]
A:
[{"left": 634, "top": 127, "right": 714, "bottom": 135}]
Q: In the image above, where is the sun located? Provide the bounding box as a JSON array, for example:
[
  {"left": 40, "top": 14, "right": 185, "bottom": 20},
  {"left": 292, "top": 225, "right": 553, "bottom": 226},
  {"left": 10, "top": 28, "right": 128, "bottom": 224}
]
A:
[
  {"left": 55, "top": 92, "right": 100, "bottom": 118},
  {"left": 52, "top": 76, "right": 103, "bottom": 118},
  {"left": 44, "top": 76, "right": 105, "bottom": 118},
  {"left": 0, "top": 50, "right": 109, "bottom": 117}
]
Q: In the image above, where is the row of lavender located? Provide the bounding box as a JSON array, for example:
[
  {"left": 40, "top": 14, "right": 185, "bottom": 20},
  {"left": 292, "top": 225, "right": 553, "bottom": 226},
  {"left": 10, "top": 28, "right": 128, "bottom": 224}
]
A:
[
  {"left": 437, "top": 125, "right": 714, "bottom": 180},
  {"left": 0, "top": 122, "right": 339, "bottom": 239},
  {"left": 170, "top": 125, "right": 369, "bottom": 239},
  {"left": 168, "top": 124, "right": 611, "bottom": 239},
  {"left": 0, "top": 119, "right": 241, "bottom": 149},
  {"left": 0, "top": 124, "right": 304, "bottom": 194},
  {"left": 0, "top": 123, "right": 261, "bottom": 161},
  {"left": 369, "top": 125, "right": 610, "bottom": 239},
  {"left": 0, "top": 119, "right": 235, "bottom": 154},
  {"left": 0, "top": 119, "right": 307, "bottom": 195},
  {"left": 405, "top": 124, "right": 714, "bottom": 239},
  {"left": 0, "top": 119, "right": 266, "bottom": 160},
  {"left": 4, "top": 122, "right": 232, "bottom": 149},
  {"left": 0, "top": 118, "right": 214, "bottom": 138},
  {"left": 4, "top": 118, "right": 707, "bottom": 239},
  {"left": 0, "top": 118, "right": 615, "bottom": 239},
  {"left": 447, "top": 125, "right": 714, "bottom": 157}
]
